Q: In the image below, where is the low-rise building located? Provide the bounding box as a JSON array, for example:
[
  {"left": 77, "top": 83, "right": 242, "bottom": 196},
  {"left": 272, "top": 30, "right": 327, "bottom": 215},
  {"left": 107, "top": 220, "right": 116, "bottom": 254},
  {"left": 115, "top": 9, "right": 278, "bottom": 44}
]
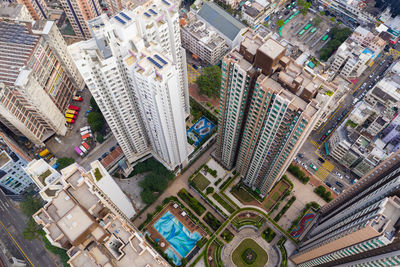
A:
[
  {"left": 181, "top": 12, "right": 228, "bottom": 65},
  {"left": 33, "top": 162, "right": 168, "bottom": 267},
  {"left": 318, "top": 0, "right": 376, "bottom": 25},
  {"left": 196, "top": 1, "right": 246, "bottom": 48},
  {"left": 0, "top": 131, "right": 33, "bottom": 197}
]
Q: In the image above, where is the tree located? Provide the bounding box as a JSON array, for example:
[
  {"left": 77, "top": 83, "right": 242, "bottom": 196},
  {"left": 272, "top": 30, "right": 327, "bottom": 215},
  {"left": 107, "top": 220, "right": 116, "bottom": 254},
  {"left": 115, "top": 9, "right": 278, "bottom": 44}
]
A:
[
  {"left": 87, "top": 112, "right": 104, "bottom": 132},
  {"left": 298, "top": 0, "right": 311, "bottom": 15},
  {"left": 96, "top": 133, "right": 104, "bottom": 143},
  {"left": 20, "top": 195, "right": 42, "bottom": 217},
  {"left": 141, "top": 189, "right": 157, "bottom": 204},
  {"left": 23, "top": 218, "right": 42, "bottom": 240},
  {"left": 320, "top": 11, "right": 325, "bottom": 16},
  {"left": 330, "top": 17, "right": 336, "bottom": 22},
  {"left": 276, "top": 19, "right": 284, "bottom": 27},
  {"left": 195, "top": 66, "right": 222, "bottom": 98},
  {"left": 90, "top": 96, "right": 101, "bottom": 112},
  {"left": 312, "top": 17, "right": 322, "bottom": 26},
  {"left": 56, "top": 157, "right": 75, "bottom": 170},
  {"left": 206, "top": 187, "right": 214, "bottom": 195}
]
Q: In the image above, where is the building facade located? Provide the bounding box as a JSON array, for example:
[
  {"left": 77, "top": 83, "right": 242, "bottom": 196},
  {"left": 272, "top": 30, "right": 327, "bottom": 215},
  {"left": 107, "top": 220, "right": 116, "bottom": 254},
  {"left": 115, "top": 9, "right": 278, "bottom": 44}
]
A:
[
  {"left": 33, "top": 162, "right": 168, "bottom": 267},
  {"left": 0, "top": 20, "right": 80, "bottom": 145},
  {"left": 216, "top": 31, "right": 331, "bottom": 195},
  {"left": 69, "top": 1, "right": 189, "bottom": 170},
  {"left": 291, "top": 151, "right": 400, "bottom": 267},
  {"left": 181, "top": 11, "right": 228, "bottom": 65},
  {"left": 0, "top": 131, "right": 32, "bottom": 195},
  {"left": 59, "top": 0, "right": 102, "bottom": 39},
  {"left": 17, "top": 0, "right": 49, "bottom": 20},
  {"left": 0, "top": 2, "right": 34, "bottom": 21}
]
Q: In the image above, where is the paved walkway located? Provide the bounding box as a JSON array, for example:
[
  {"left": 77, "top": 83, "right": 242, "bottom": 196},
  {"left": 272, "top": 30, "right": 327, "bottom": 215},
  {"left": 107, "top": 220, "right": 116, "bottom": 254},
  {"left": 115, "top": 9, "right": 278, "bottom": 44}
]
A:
[
  {"left": 222, "top": 228, "right": 279, "bottom": 267},
  {"left": 133, "top": 143, "right": 224, "bottom": 228}
]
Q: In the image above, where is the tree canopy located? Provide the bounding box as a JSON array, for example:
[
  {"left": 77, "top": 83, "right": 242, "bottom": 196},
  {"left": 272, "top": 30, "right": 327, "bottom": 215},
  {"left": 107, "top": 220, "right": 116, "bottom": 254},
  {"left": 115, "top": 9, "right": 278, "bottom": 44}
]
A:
[
  {"left": 56, "top": 157, "right": 75, "bottom": 170},
  {"left": 298, "top": 0, "right": 311, "bottom": 15},
  {"left": 319, "top": 27, "right": 352, "bottom": 61},
  {"left": 90, "top": 96, "right": 101, "bottom": 112},
  {"left": 195, "top": 66, "right": 222, "bottom": 98},
  {"left": 20, "top": 195, "right": 42, "bottom": 217},
  {"left": 87, "top": 112, "right": 104, "bottom": 132},
  {"left": 276, "top": 19, "right": 284, "bottom": 27}
]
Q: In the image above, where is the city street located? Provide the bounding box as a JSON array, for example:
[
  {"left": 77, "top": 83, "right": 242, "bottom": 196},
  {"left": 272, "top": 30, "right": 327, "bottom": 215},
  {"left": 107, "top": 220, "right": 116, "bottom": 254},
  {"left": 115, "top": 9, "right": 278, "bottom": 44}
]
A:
[
  {"left": 298, "top": 51, "right": 394, "bottom": 194},
  {"left": 0, "top": 191, "right": 57, "bottom": 267}
]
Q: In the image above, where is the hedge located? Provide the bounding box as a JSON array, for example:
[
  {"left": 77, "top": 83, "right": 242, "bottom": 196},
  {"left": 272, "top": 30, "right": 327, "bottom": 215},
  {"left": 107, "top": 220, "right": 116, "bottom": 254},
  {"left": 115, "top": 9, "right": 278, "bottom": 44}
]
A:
[
  {"left": 178, "top": 188, "right": 206, "bottom": 216},
  {"left": 274, "top": 196, "right": 296, "bottom": 222}
]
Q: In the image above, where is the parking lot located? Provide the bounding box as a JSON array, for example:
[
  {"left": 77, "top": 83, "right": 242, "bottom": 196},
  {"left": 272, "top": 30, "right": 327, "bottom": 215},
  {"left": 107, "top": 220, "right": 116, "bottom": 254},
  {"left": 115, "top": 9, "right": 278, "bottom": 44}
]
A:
[{"left": 44, "top": 88, "right": 113, "bottom": 168}]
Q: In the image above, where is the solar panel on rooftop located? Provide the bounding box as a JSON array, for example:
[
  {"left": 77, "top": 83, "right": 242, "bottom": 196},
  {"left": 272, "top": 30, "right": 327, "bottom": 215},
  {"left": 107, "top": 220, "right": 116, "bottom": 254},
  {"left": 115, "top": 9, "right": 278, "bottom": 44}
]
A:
[
  {"left": 114, "top": 16, "right": 126, "bottom": 25},
  {"left": 154, "top": 54, "right": 167, "bottom": 65},
  {"left": 147, "top": 57, "right": 163, "bottom": 69},
  {"left": 149, "top": 9, "right": 157, "bottom": 15},
  {"left": 144, "top": 12, "right": 151, "bottom": 17},
  {"left": 162, "top": 0, "right": 170, "bottom": 5},
  {"left": 120, "top": 12, "right": 132, "bottom": 21}
]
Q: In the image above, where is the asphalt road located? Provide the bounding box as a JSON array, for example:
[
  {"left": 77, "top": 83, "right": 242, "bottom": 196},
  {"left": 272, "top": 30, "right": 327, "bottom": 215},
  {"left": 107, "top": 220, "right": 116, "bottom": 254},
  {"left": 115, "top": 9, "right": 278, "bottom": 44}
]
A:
[
  {"left": 0, "top": 191, "right": 57, "bottom": 267},
  {"left": 300, "top": 51, "right": 393, "bottom": 194}
]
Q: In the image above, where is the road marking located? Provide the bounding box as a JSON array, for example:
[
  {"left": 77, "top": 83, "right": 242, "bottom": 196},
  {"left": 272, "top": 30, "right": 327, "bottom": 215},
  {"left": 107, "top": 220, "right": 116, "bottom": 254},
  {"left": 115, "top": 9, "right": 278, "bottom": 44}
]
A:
[
  {"left": 322, "top": 161, "right": 334, "bottom": 172},
  {"left": 0, "top": 220, "right": 34, "bottom": 267},
  {"left": 310, "top": 139, "right": 319, "bottom": 148},
  {"left": 316, "top": 101, "right": 344, "bottom": 134}
]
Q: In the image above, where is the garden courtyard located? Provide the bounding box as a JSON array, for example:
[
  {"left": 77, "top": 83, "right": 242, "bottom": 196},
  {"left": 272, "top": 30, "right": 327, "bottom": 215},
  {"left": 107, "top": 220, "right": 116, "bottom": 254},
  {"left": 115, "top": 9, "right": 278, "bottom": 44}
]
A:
[{"left": 222, "top": 228, "right": 279, "bottom": 267}]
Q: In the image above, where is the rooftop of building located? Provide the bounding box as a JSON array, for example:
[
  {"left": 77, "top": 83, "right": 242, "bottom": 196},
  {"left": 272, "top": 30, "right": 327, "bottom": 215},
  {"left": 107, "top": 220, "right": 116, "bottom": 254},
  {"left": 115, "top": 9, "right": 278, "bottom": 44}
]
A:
[
  {"left": 243, "top": 6, "right": 260, "bottom": 18},
  {"left": 370, "top": 196, "right": 400, "bottom": 241},
  {"left": 258, "top": 39, "right": 286, "bottom": 60},
  {"left": 197, "top": 1, "right": 245, "bottom": 41},
  {"left": 0, "top": 3, "right": 25, "bottom": 19},
  {"left": 0, "top": 21, "right": 39, "bottom": 86},
  {"left": 182, "top": 15, "right": 226, "bottom": 50},
  {"left": 33, "top": 163, "right": 167, "bottom": 267}
]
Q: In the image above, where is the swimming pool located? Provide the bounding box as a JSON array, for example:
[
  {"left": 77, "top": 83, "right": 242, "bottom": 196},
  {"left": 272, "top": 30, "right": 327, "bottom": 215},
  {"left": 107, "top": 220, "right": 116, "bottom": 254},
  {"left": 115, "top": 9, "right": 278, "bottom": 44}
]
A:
[{"left": 154, "top": 211, "right": 201, "bottom": 258}]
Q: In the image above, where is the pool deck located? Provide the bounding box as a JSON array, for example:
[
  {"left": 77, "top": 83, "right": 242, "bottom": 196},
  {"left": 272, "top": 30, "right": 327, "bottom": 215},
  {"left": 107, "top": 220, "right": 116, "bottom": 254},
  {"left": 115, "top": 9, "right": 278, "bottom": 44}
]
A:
[{"left": 146, "top": 203, "right": 207, "bottom": 255}]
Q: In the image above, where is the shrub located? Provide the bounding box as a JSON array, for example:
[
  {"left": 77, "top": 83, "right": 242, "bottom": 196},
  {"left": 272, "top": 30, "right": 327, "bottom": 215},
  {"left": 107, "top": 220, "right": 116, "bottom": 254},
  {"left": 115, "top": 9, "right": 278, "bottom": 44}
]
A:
[
  {"left": 96, "top": 133, "right": 104, "bottom": 143},
  {"left": 206, "top": 187, "right": 214, "bottom": 195},
  {"left": 94, "top": 168, "right": 102, "bottom": 181},
  {"left": 274, "top": 196, "right": 296, "bottom": 222},
  {"left": 314, "top": 185, "right": 332, "bottom": 202},
  {"left": 262, "top": 227, "right": 276, "bottom": 243},
  {"left": 178, "top": 188, "right": 206, "bottom": 215},
  {"left": 287, "top": 164, "right": 309, "bottom": 184},
  {"left": 203, "top": 212, "right": 222, "bottom": 231},
  {"left": 87, "top": 112, "right": 104, "bottom": 132},
  {"left": 56, "top": 157, "right": 75, "bottom": 170},
  {"left": 215, "top": 178, "right": 222, "bottom": 185}
]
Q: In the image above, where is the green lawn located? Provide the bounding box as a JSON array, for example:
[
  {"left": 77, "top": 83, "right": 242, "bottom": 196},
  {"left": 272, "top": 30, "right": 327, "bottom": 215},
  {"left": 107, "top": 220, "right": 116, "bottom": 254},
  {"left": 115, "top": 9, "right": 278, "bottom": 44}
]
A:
[
  {"left": 271, "top": 192, "right": 281, "bottom": 201},
  {"left": 192, "top": 173, "right": 211, "bottom": 191},
  {"left": 232, "top": 238, "right": 268, "bottom": 267},
  {"left": 278, "top": 183, "right": 288, "bottom": 193},
  {"left": 264, "top": 200, "right": 274, "bottom": 210},
  {"left": 212, "top": 193, "right": 235, "bottom": 213},
  {"left": 231, "top": 186, "right": 256, "bottom": 203}
]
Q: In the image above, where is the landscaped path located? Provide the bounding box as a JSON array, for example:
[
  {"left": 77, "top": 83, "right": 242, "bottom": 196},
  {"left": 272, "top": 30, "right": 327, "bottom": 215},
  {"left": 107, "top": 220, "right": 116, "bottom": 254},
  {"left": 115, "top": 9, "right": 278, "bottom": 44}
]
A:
[
  {"left": 222, "top": 228, "right": 279, "bottom": 267},
  {"left": 133, "top": 143, "right": 224, "bottom": 228}
]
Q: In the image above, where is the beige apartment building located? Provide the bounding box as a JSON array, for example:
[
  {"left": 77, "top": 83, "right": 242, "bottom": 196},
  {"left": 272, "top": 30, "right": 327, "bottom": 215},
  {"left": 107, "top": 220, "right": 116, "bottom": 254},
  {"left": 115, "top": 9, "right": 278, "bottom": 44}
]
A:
[
  {"left": 33, "top": 162, "right": 168, "bottom": 267},
  {"left": 0, "top": 20, "right": 80, "bottom": 144},
  {"left": 59, "top": 0, "right": 102, "bottom": 39},
  {"left": 17, "top": 0, "right": 49, "bottom": 20}
]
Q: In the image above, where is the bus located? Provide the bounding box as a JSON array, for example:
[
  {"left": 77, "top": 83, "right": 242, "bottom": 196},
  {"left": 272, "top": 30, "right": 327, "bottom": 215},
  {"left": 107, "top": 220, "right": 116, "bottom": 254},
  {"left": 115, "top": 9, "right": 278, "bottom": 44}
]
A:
[
  {"left": 68, "top": 105, "right": 80, "bottom": 111},
  {"left": 325, "top": 142, "right": 330, "bottom": 155},
  {"left": 310, "top": 27, "right": 317, "bottom": 33},
  {"left": 298, "top": 29, "right": 305, "bottom": 35},
  {"left": 294, "top": 11, "right": 300, "bottom": 16},
  {"left": 65, "top": 113, "right": 76, "bottom": 119},
  {"left": 304, "top": 24, "right": 311, "bottom": 30},
  {"left": 322, "top": 34, "right": 329, "bottom": 41}
]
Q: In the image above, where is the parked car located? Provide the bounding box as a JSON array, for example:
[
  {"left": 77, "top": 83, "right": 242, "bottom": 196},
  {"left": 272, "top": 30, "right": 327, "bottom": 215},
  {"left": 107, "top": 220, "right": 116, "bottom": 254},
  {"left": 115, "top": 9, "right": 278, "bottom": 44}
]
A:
[
  {"left": 310, "top": 163, "right": 318, "bottom": 171},
  {"left": 325, "top": 182, "right": 332, "bottom": 188},
  {"left": 55, "top": 137, "right": 62, "bottom": 144},
  {"left": 336, "top": 181, "right": 344, "bottom": 188},
  {"left": 68, "top": 105, "right": 80, "bottom": 111},
  {"left": 80, "top": 126, "right": 91, "bottom": 133},
  {"left": 335, "top": 172, "right": 343, "bottom": 179},
  {"left": 320, "top": 135, "right": 327, "bottom": 141},
  {"left": 332, "top": 187, "right": 340, "bottom": 194},
  {"left": 318, "top": 157, "right": 325, "bottom": 163},
  {"left": 73, "top": 95, "right": 83, "bottom": 101},
  {"left": 81, "top": 133, "right": 93, "bottom": 140},
  {"left": 109, "top": 146, "right": 116, "bottom": 152},
  {"left": 351, "top": 179, "right": 358, "bottom": 184},
  {"left": 298, "top": 153, "right": 304, "bottom": 158},
  {"left": 79, "top": 145, "right": 87, "bottom": 154}
]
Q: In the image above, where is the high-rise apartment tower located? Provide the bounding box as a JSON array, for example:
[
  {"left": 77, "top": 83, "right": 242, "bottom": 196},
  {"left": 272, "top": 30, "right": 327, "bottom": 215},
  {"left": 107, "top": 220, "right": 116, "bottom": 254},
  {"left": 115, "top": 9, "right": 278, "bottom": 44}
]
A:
[
  {"left": 216, "top": 31, "right": 333, "bottom": 195},
  {"left": 291, "top": 151, "right": 400, "bottom": 267},
  {"left": 69, "top": 0, "right": 189, "bottom": 170},
  {"left": 0, "top": 20, "right": 81, "bottom": 144}
]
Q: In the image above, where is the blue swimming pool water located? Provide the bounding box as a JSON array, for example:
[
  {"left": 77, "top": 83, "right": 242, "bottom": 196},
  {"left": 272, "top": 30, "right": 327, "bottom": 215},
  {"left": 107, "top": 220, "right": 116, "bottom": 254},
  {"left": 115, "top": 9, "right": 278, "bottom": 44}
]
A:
[
  {"left": 187, "top": 116, "right": 215, "bottom": 146},
  {"left": 154, "top": 211, "right": 201, "bottom": 258},
  {"left": 165, "top": 247, "right": 182, "bottom": 266}
]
